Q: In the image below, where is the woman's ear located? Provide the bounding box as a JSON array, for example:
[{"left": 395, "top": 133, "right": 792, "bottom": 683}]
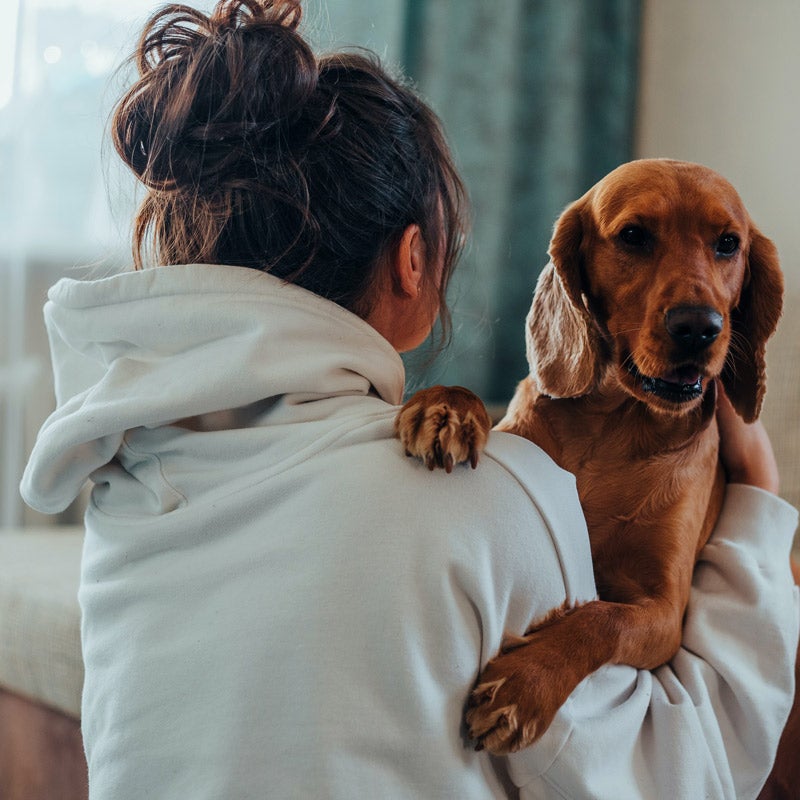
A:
[
  {"left": 394, "top": 224, "right": 426, "bottom": 298},
  {"left": 364, "top": 224, "right": 434, "bottom": 352}
]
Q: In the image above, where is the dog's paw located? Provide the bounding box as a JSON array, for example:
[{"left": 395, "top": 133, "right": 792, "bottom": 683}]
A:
[
  {"left": 395, "top": 386, "right": 492, "bottom": 473},
  {"left": 465, "top": 627, "right": 578, "bottom": 754}
]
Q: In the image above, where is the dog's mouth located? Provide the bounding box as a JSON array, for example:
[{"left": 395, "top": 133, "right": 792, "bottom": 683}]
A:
[{"left": 626, "top": 362, "right": 705, "bottom": 403}]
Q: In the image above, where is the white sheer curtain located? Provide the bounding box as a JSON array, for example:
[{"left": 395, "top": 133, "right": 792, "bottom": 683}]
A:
[{"left": 0, "top": 0, "right": 180, "bottom": 527}]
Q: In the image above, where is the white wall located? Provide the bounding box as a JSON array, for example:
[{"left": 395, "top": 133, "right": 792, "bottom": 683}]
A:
[{"left": 636, "top": 0, "right": 800, "bottom": 289}]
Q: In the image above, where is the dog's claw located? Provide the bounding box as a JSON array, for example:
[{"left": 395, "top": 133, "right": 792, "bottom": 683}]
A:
[
  {"left": 433, "top": 438, "right": 444, "bottom": 469},
  {"left": 466, "top": 704, "right": 520, "bottom": 753},
  {"left": 471, "top": 677, "right": 504, "bottom": 704}
]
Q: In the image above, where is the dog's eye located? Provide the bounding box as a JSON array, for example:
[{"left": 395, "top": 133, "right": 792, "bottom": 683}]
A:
[
  {"left": 716, "top": 233, "right": 740, "bottom": 256},
  {"left": 618, "top": 225, "right": 650, "bottom": 248}
]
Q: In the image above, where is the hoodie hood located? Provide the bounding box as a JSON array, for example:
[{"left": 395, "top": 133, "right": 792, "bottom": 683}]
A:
[{"left": 21, "top": 264, "right": 405, "bottom": 514}]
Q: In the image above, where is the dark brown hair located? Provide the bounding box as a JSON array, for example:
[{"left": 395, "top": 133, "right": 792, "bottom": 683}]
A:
[{"left": 111, "top": 0, "right": 468, "bottom": 329}]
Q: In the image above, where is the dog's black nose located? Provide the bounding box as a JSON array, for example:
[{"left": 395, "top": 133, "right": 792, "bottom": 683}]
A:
[{"left": 665, "top": 306, "right": 723, "bottom": 352}]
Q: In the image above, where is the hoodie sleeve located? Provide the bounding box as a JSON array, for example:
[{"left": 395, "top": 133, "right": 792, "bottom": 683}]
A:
[
  {"left": 507, "top": 484, "right": 799, "bottom": 800},
  {"left": 20, "top": 295, "right": 122, "bottom": 514}
]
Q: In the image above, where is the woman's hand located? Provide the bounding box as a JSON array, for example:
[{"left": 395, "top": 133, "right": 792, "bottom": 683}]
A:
[{"left": 716, "top": 383, "right": 779, "bottom": 494}]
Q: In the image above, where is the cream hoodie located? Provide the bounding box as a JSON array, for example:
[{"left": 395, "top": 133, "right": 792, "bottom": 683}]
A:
[{"left": 21, "top": 264, "right": 799, "bottom": 799}]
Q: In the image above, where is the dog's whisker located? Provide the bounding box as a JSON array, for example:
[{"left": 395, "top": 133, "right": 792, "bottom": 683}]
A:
[
  {"left": 613, "top": 325, "right": 647, "bottom": 336},
  {"left": 723, "top": 331, "right": 753, "bottom": 381}
]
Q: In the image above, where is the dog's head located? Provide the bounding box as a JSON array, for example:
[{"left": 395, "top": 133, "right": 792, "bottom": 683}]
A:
[{"left": 527, "top": 159, "right": 783, "bottom": 422}]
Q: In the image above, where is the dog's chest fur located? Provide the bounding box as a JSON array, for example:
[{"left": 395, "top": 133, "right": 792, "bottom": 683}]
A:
[{"left": 499, "top": 373, "right": 725, "bottom": 598}]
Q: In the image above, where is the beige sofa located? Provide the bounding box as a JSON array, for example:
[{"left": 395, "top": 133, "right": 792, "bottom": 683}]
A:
[
  {"left": 0, "top": 528, "right": 85, "bottom": 799},
  {"left": 0, "top": 290, "right": 797, "bottom": 800}
]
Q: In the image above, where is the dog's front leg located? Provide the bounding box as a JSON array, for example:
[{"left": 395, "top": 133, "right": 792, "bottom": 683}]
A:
[{"left": 465, "top": 593, "right": 687, "bottom": 754}]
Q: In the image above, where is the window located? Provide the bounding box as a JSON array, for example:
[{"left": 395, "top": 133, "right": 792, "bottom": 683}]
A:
[{"left": 0, "top": 0, "right": 177, "bottom": 526}]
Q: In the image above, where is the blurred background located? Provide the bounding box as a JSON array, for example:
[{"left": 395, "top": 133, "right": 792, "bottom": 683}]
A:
[{"left": 1, "top": 0, "right": 798, "bottom": 528}]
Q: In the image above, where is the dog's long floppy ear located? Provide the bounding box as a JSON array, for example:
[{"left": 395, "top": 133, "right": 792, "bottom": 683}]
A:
[
  {"left": 526, "top": 199, "right": 606, "bottom": 397},
  {"left": 721, "top": 225, "right": 783, "bottom": 422}
]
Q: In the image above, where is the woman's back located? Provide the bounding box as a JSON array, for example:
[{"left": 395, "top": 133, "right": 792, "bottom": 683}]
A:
[{"left": 32, "top": 264, "right": 587, "bottom": 797}]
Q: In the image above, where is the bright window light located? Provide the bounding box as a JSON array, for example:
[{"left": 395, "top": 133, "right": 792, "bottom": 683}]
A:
[{"left": 42, "top": 44, "right": 62, "bottom": 64}]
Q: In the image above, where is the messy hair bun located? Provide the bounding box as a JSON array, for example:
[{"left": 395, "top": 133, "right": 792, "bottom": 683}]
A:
[{"left": 112, "top": 0, "right": 467, "bottom": 322}]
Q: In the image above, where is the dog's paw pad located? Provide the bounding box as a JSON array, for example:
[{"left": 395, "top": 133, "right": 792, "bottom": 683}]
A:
[{"left": 395, "top": 387, "right": 491, "bottom": 472}]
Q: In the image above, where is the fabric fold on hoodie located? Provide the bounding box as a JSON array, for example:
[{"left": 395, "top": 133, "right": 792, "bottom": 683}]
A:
[{"left": 20, "top": 264, "right": 405, "bottom": 514}]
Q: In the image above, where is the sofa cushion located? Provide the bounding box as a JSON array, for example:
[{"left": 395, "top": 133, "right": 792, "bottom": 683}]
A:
[{"left": 0, "top": 529, "right": 83, "bottom": 719}]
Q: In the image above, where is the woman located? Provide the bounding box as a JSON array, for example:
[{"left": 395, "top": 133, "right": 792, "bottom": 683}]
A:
[{"left": 21, "top": 1, "right": 798, "bottom": 797}]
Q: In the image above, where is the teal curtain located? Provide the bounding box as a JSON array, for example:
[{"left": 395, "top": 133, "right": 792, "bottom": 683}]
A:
[{"left": 310, "top": 0, "right": 642, "bottom": 404}]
